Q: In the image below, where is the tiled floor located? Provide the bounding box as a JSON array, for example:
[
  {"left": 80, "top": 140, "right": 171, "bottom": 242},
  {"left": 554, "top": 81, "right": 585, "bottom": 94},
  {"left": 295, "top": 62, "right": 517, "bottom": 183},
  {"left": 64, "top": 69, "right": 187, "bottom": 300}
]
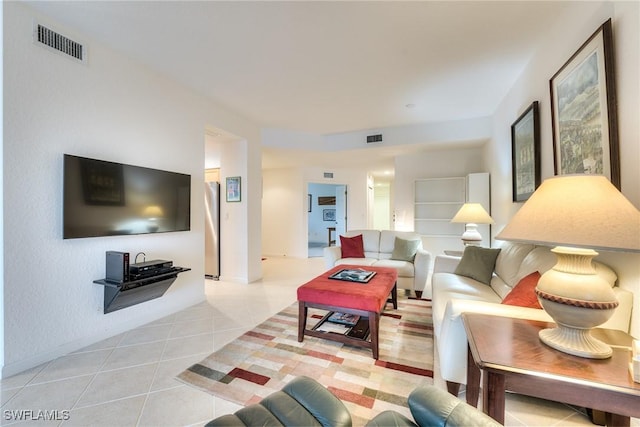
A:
[{"left": 1, "top": 257, "right": 636, "bottom": 426}]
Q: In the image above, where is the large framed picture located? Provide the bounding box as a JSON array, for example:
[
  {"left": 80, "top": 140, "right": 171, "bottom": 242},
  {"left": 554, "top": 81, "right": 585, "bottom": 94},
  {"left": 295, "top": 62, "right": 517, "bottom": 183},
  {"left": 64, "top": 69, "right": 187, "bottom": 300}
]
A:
[
  {"left": 511, "top": 101, "right": 540, "bottom": 202},
  {"left": 226, "top": 176, "right": 241, "bottom": 202},
  {"left": 550, "top": 19, "right": 619, "bottom": 189}
]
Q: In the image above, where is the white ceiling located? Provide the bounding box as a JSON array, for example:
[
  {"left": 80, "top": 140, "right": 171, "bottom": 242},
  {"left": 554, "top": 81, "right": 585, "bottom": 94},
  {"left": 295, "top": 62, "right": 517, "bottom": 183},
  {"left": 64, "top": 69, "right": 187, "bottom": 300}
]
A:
[{"left": 26, "top": 0, "right": 572, "bottom": 172}]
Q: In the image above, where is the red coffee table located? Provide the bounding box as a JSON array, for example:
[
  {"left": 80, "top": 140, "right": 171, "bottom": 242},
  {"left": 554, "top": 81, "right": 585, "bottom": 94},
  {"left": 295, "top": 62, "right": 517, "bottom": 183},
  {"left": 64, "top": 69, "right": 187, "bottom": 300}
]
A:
[{"left": 297, "top": 265, "right": 398, "bottom": 359}]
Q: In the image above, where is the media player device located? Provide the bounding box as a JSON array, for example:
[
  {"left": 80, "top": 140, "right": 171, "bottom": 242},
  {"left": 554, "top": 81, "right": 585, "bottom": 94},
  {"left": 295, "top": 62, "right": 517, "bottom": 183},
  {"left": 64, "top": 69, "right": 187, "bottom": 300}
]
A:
[
  {"left": 106, "top": 251, "right": 130, "bottom": 284},
  {"left": 130, "top": 259, "right": 173, "bottom": 278}
]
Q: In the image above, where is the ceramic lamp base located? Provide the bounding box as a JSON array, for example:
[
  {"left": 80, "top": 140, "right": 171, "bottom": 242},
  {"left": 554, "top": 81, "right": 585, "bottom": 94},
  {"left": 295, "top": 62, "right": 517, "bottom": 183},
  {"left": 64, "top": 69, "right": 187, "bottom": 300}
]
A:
[
  {"left": 539, "top": 326, "right": 612, "bottom": 359},
  {"left": 536, "top": 246, "right": 618, "bottom": 360}
]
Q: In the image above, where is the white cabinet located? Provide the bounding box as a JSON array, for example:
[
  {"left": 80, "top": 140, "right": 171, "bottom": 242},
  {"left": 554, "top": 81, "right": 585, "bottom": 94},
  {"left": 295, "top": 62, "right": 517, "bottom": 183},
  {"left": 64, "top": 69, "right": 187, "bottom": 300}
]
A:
[
  {"left": 414, "top": 173, "right": 491, "bottom": 252},
  {"left": 414, "top": 177, "right": 466, "bottom": 237}
]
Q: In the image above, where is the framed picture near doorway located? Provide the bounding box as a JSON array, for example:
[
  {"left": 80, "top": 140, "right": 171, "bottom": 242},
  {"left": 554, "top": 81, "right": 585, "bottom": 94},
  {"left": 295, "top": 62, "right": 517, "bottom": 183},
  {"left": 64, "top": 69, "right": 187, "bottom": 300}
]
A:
[
  {"left": 226, "top": 176, "right": 241, "bottom": 202},
  {"left": 323, "top": 209, "right": 336, "bottom": 221},
  {"left": 549, "top": 19, "right": 619, "bottom": 189}
]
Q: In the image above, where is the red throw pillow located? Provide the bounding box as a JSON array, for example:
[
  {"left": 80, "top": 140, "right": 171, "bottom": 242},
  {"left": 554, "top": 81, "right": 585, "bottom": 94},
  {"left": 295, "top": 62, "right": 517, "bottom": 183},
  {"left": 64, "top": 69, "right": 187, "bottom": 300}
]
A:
[
  {"left": 340, "top": 234, "right": 365, "bottom": 258},
  {"left": 501, "top": 271, "right": 542, "bottom": 309}
]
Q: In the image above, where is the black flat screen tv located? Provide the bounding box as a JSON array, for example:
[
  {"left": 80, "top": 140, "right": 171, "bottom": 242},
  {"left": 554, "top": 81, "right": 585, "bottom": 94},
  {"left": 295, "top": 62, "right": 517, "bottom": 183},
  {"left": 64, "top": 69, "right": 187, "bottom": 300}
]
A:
[{"left": 63, "top": 154, "right": 191, "bottom": 239}]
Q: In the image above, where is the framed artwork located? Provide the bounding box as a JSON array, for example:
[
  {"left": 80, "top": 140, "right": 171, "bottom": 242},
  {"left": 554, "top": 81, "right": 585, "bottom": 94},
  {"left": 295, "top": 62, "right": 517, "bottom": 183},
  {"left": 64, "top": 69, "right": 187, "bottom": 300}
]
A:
[
  {"left": 318, "top": 196, "right": 336, "bottom": 205},
  {"left": 511, "top": 101, "right": 540, "bottom": 202},
  {"left": 308, "top": 194, "right": 312, "bottom": 212},
  {"left": 323, "top": 208, "right": 336, "bottom": 221},
  {"left": 550, "top": 19, "right": 619, "bottom": 189},
  {"left": 226, "top": 176, "right": 241, "bottom": 202}
]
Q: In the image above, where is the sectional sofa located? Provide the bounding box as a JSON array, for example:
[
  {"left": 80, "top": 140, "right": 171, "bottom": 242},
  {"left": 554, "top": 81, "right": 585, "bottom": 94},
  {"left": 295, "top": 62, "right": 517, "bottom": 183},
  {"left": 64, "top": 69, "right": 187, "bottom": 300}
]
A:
[
  {"left": 431, "top": 242, "right": 633, "bottom": 395},
  {"left": 323, "top": 229, "right": 431, "bottom": 298}
]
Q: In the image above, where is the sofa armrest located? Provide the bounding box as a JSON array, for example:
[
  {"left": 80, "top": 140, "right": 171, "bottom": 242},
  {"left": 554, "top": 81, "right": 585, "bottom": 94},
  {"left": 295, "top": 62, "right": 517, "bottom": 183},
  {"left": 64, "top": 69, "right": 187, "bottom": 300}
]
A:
[
  {"left": 413, "top": 249, "right": 431, "bottom": 294},
  {"left": 323, "top": 246, "right": 342, "bottom": 270},
  {"left": 408, "top": 385, "right": 501, "bottom": 427},
  {"left": 433, "top": 255, "right": 460, "bottom": 274}
]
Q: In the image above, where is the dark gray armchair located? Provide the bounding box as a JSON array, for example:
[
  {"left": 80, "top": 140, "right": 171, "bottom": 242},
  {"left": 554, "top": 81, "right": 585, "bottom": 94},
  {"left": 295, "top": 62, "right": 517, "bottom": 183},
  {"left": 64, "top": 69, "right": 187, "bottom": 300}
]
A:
[{"left": 206, "top": 376, "right": 501, "bottom": 427}]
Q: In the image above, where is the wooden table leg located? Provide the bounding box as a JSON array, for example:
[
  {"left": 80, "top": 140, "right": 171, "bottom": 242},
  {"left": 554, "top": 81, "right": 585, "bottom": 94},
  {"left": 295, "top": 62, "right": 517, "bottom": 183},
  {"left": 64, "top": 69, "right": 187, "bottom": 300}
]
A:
[
  {"left": 369, "top": 312, "right": 380, "bottom": 359},
  {"left": 298, "top": 301, "right": 307, "bottom": 342},
  {"left": 606, "top": 413, "right": 630, "bottom": 427},
  {"left": 388, "top": 283, "right": 398, "bottom": 309},
  {"left": 466, "top": 345, "right": 481, "bottom": 407},
  {"left": 483, "top": 371, "right": 506, "bottom": 425}
]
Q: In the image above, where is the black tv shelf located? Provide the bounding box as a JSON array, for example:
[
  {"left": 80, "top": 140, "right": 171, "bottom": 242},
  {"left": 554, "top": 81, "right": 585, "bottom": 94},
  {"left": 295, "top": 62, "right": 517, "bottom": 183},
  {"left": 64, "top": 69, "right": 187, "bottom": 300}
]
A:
[{"left": 93, "top": 267, "right": 190, "bottom": 313}]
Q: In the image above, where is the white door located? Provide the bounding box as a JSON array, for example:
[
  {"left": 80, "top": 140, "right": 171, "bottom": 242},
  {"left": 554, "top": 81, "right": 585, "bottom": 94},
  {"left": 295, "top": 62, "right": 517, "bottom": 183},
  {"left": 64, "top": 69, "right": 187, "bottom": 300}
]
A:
[{"left": 335, "top": 185, "right": 347, "bottom": 235}]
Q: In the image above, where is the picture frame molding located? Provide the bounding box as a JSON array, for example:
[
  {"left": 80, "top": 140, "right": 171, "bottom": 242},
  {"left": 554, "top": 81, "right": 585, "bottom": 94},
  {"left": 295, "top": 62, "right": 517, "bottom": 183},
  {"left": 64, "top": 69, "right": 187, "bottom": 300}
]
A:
[
  {"left": 549, "top": 18, "right": 619, "bottom": 189},
  {"left": 511, "top": 101, "right": 541, "bottom": 202}
]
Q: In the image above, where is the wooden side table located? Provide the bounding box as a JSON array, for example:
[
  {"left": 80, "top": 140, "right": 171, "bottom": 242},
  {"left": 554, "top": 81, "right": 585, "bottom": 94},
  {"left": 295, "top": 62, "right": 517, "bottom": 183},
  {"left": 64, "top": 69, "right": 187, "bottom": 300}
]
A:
[{"left": 462, "top": 313, "right": 639, "bottom": 426}]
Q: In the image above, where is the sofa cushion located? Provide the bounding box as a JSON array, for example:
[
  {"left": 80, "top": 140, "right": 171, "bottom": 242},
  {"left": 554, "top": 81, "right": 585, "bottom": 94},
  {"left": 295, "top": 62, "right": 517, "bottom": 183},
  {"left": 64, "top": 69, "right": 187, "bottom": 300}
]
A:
[
  {"left": 336, "top": 258, "right": 377, "bottom": 267},
  {"left": 391, "top": 237, "right": 420, "bottom": 262},
  {"left": 380, "top": 231, "right": 421, "bottom": 254},
  {"left": 494, "top": 242, "right": 534, "bottom": 288},
  {"left": 514, "top": 246, "right": 556, "bottom": 285},
  {"left": 340, "top": 234, "right": 365, "bottom": 258},
  {"left": 454, "top": 246, "right": 501, "bottom": 285},
  {"left": 344, "top": 230, "right": 381, "bottom": 255},
  {"left": 374, "top": 259, "right": 415, "bottom": 277},
  {"left": 501, "top": 271, "right": 542, "bottom": 309}
]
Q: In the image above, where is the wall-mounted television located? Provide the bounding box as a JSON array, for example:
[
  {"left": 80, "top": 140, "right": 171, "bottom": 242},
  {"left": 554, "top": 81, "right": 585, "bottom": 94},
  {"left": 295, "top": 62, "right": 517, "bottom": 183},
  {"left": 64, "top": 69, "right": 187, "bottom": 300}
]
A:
[{"left": 63, "top": 154, "right": 191, "bottom": 239}]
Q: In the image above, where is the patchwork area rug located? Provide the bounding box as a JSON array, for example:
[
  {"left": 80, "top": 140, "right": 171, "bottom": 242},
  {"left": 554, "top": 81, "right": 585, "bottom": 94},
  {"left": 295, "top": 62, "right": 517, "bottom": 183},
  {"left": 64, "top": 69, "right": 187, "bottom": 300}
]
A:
[{"left": 177, "top": 296, "right": 434, "bottom": 425}]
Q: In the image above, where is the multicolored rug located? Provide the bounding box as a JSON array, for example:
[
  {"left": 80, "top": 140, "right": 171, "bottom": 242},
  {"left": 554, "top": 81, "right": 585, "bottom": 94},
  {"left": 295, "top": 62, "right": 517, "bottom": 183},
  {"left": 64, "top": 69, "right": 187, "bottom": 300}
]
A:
[{"left": 177, "top": 296, "right": 434, "bottom": 425}]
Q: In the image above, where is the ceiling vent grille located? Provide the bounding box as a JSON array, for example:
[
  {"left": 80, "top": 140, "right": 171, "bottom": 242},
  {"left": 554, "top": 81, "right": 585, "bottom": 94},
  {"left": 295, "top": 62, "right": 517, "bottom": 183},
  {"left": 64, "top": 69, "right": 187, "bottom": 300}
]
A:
[
  {"left": 34, "top": 23, "right": 86, "bottom": 63},
  {"left": 367, "top": 134, "right": 383, "bottom": 143}
]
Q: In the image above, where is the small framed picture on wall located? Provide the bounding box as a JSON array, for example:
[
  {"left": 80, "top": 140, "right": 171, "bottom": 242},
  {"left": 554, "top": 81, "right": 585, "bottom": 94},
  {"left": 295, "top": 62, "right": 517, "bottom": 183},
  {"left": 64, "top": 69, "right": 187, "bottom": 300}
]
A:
[
  {"left": 323, "top": 209, "right": 336, "bottom": 221},
  {"left": 226, "top": 176, "right": 241, "bottom": 202}
]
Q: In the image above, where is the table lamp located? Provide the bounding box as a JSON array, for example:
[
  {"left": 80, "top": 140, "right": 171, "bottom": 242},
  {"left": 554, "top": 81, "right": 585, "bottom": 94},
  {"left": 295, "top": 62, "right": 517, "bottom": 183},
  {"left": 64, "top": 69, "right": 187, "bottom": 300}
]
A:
[
  {"left": 451, "top": 203, "right": 494, "bottom": 246},
  {"left": 496, "top": 175, "right": 640, "bottom": 358}
]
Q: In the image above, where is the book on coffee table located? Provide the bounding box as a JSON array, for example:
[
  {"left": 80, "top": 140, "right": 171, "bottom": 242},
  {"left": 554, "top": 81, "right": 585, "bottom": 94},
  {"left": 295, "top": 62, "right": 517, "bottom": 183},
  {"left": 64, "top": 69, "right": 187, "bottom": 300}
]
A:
[{"left": 328, "top": 268, "right": 376, "bottom": 283}]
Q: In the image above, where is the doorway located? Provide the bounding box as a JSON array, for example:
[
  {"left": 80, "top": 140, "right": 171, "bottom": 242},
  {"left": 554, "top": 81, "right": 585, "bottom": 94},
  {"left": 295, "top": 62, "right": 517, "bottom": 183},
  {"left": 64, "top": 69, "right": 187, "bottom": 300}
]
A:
[{"left": 307, "top": 183, "right": 347, "bottom": 257}]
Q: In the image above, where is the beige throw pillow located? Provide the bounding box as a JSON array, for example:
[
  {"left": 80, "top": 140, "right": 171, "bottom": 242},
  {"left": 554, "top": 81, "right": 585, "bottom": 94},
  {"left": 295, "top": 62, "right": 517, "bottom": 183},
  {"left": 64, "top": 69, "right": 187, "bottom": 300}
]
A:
[
  {"left": 390, "top": 237, "right": 420, "bottom": 262},
  {"left": 454, "top": 246, "right": 502, "bottom": 285}
]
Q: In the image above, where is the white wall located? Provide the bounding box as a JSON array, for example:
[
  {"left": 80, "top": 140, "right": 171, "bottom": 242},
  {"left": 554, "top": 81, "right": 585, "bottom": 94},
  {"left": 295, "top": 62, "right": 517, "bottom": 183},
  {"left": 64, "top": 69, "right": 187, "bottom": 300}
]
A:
[
  {"left": 488, "top": 1, "right": 640, "bottom": 337},
  {"left": 393, "top": 146, "right": 488, "bottom": 231},
  {"left": 262, "top": 166, "right": 369, "bottom": 258},
  {"left": 3, "top": 3, "right": 262, "bottom": 376}
]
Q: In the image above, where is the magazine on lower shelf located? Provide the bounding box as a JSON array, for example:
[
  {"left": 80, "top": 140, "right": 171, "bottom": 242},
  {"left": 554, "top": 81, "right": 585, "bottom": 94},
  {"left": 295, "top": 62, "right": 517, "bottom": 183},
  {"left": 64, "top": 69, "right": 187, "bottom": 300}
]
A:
[
  {"left": 328, "top": 268, "right": 376, "bottom": 283},
  {"left": 327, "top": 312, "right": 360, "bottom": 326},
  {"left": 315, "top": 321, "right": 351, "bottom": 335}
]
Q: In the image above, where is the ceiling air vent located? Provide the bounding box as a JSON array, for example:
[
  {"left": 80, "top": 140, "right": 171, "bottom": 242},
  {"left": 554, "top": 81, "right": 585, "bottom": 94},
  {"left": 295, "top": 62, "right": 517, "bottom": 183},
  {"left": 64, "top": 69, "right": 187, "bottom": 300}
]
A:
[
  {"left": 366, "top": 134, "right": 383, "bottom": 143},
  {"left": 33, "top": 23, "right": 86, "bottom": 63}
]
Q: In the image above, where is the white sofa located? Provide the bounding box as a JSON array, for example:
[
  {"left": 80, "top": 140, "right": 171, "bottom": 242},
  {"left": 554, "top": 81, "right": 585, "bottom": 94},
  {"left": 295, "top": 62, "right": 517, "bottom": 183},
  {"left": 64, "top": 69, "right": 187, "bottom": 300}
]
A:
[
  {"left": 323, "top": 230, "right": 431, "bottom": 298},
  {"left": 431, "top": 241, "right": 633, "bottom": 395}
]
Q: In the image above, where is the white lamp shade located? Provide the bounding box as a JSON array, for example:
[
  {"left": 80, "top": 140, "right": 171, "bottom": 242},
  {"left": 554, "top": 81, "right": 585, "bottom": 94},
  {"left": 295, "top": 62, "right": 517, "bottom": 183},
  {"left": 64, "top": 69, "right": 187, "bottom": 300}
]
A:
[
  {"left": 451, "top": 203, "right": 494, "bottom": 224},
  {"left": 496, "top": 175, "right": 640, "bottom": 252}
]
